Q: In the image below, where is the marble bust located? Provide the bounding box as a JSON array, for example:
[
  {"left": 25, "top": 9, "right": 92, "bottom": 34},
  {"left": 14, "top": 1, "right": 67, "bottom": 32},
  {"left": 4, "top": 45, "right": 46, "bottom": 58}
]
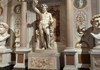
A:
[
  {"left": 91, "top": 14, "right": 100, "bottom": 49},
  {"left": 0, "top": 22, "right": 10, "bottom": 48}
]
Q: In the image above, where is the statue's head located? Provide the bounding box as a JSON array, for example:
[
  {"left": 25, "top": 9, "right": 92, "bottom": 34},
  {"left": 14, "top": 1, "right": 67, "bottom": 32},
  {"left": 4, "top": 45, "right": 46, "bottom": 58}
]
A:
[
  {"left": 0, "top": 22, "right": 9, "bottom": 34},
  {"left": 91, "top": 14, "right": 100, "bottom": 29},
  {"left": 41, "top": 4, "right": 48, "bottom": 13}
]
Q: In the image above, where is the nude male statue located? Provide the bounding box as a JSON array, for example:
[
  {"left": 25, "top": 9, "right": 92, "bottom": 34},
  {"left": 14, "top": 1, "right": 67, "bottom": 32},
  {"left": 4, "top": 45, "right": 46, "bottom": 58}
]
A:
[{"left": 33, "top": 0, "right": 54, "bottom": 49}]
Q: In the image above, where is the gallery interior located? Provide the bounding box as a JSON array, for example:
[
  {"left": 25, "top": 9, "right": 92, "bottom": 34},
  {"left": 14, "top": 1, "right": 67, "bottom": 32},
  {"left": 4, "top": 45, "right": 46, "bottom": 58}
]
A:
[{"left": 0, "top": 0, "right": 100, "bottom": 70}]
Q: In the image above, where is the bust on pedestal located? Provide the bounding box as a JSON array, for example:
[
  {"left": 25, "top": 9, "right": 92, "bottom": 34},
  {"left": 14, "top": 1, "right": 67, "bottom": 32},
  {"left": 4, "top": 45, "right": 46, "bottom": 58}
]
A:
[
  {"left": 0, "top": 22, "right": 12, "bottom": 69},
  {"left": 0, "top": 22, "right": 10, "bottom": 48},
  {"left": 90, "top": 14, "right": 100, "bottom": 70},
  {"left": 91, "top": 16, "right": 100, "bottom": 49},
  {"left": 28, "top": 0, "right": 59, "bottom": 70}
]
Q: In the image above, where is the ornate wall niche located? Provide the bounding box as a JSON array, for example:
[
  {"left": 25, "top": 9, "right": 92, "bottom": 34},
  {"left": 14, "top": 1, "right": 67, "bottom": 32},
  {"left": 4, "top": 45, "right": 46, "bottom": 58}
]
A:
[
  {"left": 14, "top": 4, "right": 21, "bottom": 14},
  {"left": 73, "top": 0, "right": 87, "bottom": 9}
]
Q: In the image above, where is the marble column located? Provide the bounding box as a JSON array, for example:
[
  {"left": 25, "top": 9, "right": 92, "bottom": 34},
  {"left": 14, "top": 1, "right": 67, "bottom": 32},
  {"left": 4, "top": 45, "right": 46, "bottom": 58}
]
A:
[
  {"left": 20, "top": 0, "right": 27, "bottom": 48},
  {"left": 65, "top": 0, "right": 74, "bottom": 49},
  {"left": 63, "top": 0, "right": 77, "bottom": 70},
  {"left": 14, "top": 0, "right": 31, "bottom": 69}
]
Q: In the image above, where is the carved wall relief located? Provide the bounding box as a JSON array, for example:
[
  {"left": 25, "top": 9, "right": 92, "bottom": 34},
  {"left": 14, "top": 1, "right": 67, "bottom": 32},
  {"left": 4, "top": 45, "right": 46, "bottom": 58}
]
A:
[
  {"left": 75, "top": 11, "right": 87, "bottom": 35},
  {"left": 29, "top": 56, "right": 57, "bottom": 69},
  {"left": 75, "top": 11, "right": 89, "bottom": 48}
]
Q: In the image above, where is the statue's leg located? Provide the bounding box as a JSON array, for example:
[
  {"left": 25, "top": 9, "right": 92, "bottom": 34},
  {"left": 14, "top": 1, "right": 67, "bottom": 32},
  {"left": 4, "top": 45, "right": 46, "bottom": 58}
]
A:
[
  {"left": 39, "top": 24, "right": 45, "bottom": 48},
  {"left": 44, "top": 28, "right": 51, "bottom": 49}
]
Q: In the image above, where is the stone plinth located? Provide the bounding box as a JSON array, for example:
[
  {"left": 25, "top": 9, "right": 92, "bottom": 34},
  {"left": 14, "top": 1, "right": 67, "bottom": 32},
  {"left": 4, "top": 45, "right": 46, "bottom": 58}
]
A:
[
  {"left": 28, "top": 50, "right": 60, "bottom": 70},
  {"left": 14, "top": 48, "right": 31, "bottom": 69},
  {"left": 90, "top": 49, "right": 100, "bottom": 70},
  {"left": 63, "top": 49, "right": 77, "bottom": 70},
  {"left": 0, "top": 48, "right": 12, "bottom": 68}
]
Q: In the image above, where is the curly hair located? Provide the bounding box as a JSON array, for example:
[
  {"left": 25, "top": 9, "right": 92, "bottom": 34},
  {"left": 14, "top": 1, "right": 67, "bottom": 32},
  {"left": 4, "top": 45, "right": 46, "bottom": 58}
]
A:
[
  {"left": 91, "top": 14, "right": 100, "bottom": 24},
  {"left": 0, "top": 22, "right": 9, "bottom": 31}
]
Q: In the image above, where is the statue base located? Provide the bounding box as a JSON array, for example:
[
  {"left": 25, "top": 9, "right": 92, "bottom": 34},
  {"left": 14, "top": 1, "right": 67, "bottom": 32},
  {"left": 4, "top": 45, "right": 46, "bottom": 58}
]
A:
[
  {"left": 28, "top": 50, "right": 60, "bottom": 70},
  {"left": 90, "top": 48, "right": 100, "bottom": 70},
  {"left": 14, "top": 47, "right": 31, "bottom": 70},
  {"left": 0, "top": 48, "right": 12, "bottom": 69},
  {"left": 63, "top": 49, "right": 77, "bottom": 70}
]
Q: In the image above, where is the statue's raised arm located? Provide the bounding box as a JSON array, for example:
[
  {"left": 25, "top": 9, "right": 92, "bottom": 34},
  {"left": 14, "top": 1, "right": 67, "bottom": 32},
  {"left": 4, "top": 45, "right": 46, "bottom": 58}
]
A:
[{"left": 32, "top": 0, "right": 41, "bottom": 15}]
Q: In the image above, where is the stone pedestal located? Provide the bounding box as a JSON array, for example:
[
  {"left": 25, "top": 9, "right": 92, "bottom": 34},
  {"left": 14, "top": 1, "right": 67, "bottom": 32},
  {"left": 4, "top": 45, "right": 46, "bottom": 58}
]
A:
[
  {"left": 90, "top": 49, "right": 100, "bottom": 70},
  {"left": 0, "top": 48, "right": 12, "bottom": 69},
  {"left": 28, "top": 50, "right": 60, "bottom": 70},
  {"left": 63, "top": 49, "right": 77, "bottom": 70},
  {"left": 14, "top": 48, "right": 31, "bottom": 70}
]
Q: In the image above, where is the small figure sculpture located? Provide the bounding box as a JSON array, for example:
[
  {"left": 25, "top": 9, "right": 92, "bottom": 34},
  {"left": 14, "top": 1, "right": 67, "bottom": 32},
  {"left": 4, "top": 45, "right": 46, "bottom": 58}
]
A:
[
  {"left": 14, "top": 28, "right": 20, "bottom": 48},
  {"left": 91, "top": 14, "right": 100, "bottom": 48},
  {"left": 32, "top": 0, "right": 57, "bottom": 50},
  {"left": 0, "top": 22, "right": 10, "bottom": 48}
]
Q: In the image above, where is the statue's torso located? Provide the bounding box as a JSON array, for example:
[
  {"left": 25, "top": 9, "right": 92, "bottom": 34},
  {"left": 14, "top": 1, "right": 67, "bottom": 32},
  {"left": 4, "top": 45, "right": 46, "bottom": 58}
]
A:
[{"left": 40, "top": 13, "right": 51, "bottom": 28}]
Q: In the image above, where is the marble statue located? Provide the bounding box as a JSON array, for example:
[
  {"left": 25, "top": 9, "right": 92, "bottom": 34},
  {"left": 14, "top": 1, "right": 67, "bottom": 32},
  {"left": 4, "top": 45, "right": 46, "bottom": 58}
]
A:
[
  {"left": 32, "top": 0, "right": 57, "bottom": 50},
  {"left": 91, "top": 14, "right": 100, "bottom": 49},
  {"left": 0, "top": 22, "right": 10, "bottom": 48}
]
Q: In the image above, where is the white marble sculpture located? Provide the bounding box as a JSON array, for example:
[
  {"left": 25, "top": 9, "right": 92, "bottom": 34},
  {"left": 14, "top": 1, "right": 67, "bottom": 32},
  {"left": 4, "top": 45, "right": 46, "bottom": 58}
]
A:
[
  {"left": 91, "top": 14, "right": 100, "bottom": 49},
  {"left": 0, "top": 22, "right": 10, "bottom": 48},
  {"left": 32, "top": 0, "right": 57, "bottom": 50}
]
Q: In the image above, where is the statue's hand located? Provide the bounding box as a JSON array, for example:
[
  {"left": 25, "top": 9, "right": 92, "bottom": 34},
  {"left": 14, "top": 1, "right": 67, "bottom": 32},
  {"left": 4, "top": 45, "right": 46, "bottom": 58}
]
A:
[{"left": 33, "top": 0, "right": 38, "bottom": 6}]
